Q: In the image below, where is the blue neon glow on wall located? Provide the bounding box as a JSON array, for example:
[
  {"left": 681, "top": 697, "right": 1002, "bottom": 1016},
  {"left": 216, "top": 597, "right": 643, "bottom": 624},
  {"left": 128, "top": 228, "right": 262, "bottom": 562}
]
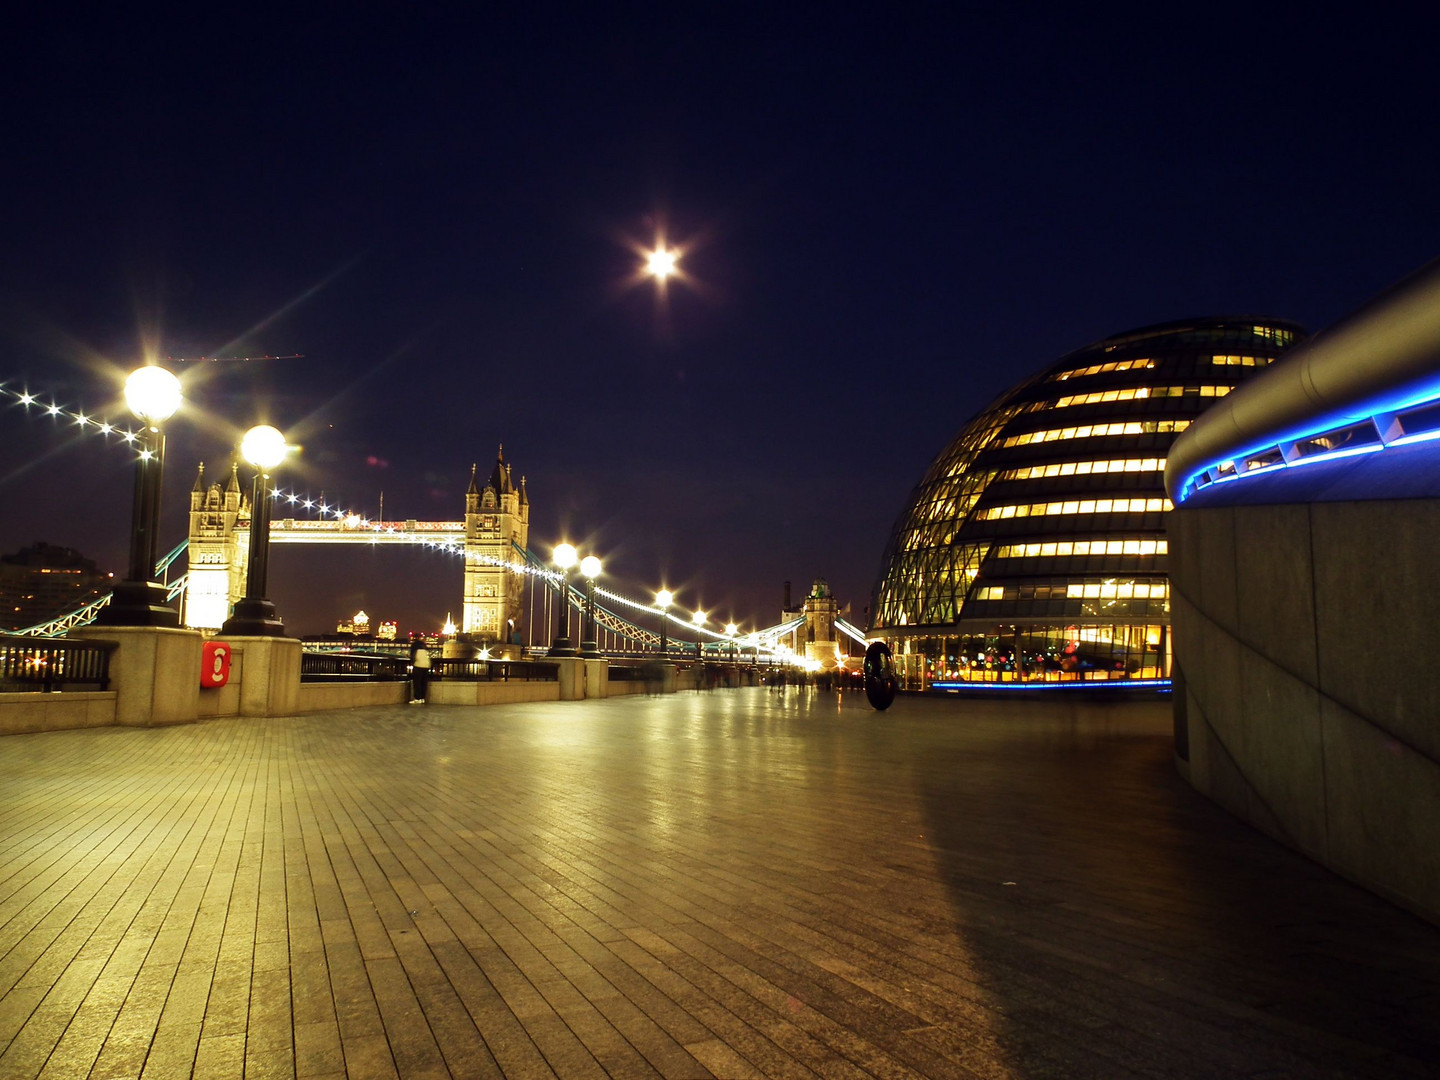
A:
[{"left": 1175, "top": 386, "right": 1440, "bottom": 502}]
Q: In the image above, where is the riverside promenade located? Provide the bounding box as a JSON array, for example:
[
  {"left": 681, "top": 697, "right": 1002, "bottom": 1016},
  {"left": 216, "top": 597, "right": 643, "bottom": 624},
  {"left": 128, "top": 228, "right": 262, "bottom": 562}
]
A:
[{"left": 1, "top": 688, "right": 1437, "bottom": 1079}]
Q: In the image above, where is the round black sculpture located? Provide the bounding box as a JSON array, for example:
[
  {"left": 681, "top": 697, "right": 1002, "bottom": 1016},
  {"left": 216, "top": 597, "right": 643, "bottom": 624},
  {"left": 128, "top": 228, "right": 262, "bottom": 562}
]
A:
[{"left": 863, "top": 640, "right": 898, "bottom": 711}]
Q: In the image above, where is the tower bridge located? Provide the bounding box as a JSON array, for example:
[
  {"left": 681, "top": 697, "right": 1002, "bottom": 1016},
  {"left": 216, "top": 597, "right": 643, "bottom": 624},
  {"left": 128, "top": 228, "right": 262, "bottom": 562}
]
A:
[{"left": 185, "top": 449, "right": 529, "bottom": 642}]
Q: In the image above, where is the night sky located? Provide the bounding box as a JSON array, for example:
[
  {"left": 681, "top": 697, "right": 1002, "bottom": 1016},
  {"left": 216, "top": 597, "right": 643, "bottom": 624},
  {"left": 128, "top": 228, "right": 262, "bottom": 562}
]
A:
[{"left": 3, "top": 9, "right": 1436, "bottom": 637}]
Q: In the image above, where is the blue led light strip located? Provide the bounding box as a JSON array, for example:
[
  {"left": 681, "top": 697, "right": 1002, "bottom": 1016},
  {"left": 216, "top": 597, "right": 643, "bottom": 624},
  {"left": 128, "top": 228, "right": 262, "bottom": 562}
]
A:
[
  {"left": 929, "top": 679, "right": 1172, "bottom": 691},
  {"left": 1176, "top": 393, "right": 1440, "bottom": 503}
]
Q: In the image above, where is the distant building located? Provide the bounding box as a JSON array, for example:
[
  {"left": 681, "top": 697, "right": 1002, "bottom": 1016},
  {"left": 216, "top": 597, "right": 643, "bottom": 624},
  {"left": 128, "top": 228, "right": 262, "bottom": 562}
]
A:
[
  {"left": 376, "top": 620, "right": 397, "bottom": 641},
  {"left": 0, "top": 542, "right": 111, "bottom": 630},
  {"left": 869, "top": 317, "right": 1305, "bottom": 687},
  {"left": 336, "top": 610, "right": 370, "bottom": 636}
]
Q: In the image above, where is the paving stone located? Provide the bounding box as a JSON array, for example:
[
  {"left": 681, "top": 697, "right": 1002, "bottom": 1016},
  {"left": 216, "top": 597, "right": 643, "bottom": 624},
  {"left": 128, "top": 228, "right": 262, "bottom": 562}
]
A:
[{"left": 1, "top": 689, "right": 1438, "bottom": 1078}]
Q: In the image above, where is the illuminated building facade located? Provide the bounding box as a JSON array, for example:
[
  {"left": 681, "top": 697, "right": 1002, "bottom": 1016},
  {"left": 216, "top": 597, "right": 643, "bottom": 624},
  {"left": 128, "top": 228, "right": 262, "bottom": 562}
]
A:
[
  {"left": 462, "top": 448, "right": 529, "bottom": 645},
  {"left": 869, "top": 317, "right": 1305, "bottom": 687},
  {"left": 0, "top": 543, "right": 110, "bottom": 630},
  {"left": 184, "top": 463, "right": 249, "bottom": 630}
]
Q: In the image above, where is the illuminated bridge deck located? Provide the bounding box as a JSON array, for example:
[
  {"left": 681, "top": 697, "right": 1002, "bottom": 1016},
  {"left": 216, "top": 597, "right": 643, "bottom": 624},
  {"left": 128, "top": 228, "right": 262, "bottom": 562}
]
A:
[{"left": 1, "top": 691, "right": 1436, "bottom": 1078}]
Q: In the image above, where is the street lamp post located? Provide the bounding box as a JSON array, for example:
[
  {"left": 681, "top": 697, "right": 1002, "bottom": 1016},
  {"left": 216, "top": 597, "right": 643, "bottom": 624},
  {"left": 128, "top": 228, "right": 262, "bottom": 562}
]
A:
[
  {"left": 547, "top": 543, "right": 578, "bottom": 657},
  {"left": 691, "top": 609, "right": 706, "bottom": 661},
  {"left": 221, "top": 425, "right": 289, "bottom": 636},
  {"left": 96, "top": 365, "right": 183, "bottom": 627},
  {"left": 579, "top": 555, "right": 602, "bottom": 657},
  {"left": 655, "top": 589, "right": 672, "bottom": 655}
]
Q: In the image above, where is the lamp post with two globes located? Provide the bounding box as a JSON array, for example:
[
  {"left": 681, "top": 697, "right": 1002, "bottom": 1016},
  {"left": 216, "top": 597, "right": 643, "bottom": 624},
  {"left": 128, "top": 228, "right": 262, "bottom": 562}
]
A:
[
  {"left": 221, "top": 425, "right": 290, "bottom": 636},
  {"left": 655, "top": 589, "right": 673, "bottom": 655},
  {"left": 96, "top": 365, "right": 184, "bottom": 627},
  {"left": 579, "top": 555, "right": 602, "bottom": 658},
  {"left": 547, "top": 543, "right": 579, "bottom": 657}
]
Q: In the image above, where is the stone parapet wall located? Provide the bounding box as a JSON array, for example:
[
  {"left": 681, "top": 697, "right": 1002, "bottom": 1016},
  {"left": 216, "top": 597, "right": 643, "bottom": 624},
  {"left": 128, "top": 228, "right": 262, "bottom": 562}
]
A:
[{"left": 1169, "top": 501, "right": 1440, "bottom": 924}]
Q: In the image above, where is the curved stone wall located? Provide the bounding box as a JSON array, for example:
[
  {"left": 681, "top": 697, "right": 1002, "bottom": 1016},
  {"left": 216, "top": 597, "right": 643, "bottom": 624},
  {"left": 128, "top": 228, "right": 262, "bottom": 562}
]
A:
[{"left": 1168, "top": 494, "right": 1440, "bottom": 924}]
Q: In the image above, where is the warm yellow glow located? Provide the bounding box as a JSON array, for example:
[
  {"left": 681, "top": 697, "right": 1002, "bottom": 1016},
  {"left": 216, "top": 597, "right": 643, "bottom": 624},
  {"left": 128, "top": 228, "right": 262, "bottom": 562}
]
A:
[
  {"left": 976, "top": 496, "right": 1171, "bottom": 520},
  {"left": 580, "top": 555, "right": 602, "bottom": 579},
  {"left": 1001, "top": 419, "right": 1191, "bottom": 447},
  {"left": 442, "top": 615, "right": 457, "bottom": 636},
  {"left": 124, "top": 366, "right": 182, "bottom": 424},
  {"left": 725, "top": 622, "right": 738, "bottom": 635},
  {"left": 240, "top": 424, "right": 288, "bottom": 470},
  {"left": 183, "top": 568, "right": 229, "bottom": 629},
  {"left": 553, "top": 543, "right": 578, "bottom": 570},
  {"left": 656, "top": 589, "right": 673, "bottom": 608},
  {"left": 1000, "top": 457, "right": 1165, "bottom": 481},
  {"left": 646, "top": 248, "right": 678, "bottom": 279},
  {"left": 691, "top": 609, "right": 706, "bottom": 626}
]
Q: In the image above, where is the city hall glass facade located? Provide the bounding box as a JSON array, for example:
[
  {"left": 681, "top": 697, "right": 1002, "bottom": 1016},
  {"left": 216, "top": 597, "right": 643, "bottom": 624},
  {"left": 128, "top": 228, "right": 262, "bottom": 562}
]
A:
[{"left": 870, "top": 317, "right": 1305, "bottom": 688}]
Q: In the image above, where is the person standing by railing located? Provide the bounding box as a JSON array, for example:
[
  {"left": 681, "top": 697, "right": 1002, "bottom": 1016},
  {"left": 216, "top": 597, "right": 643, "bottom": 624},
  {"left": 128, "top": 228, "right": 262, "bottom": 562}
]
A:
[{"left": 410, "top": 641, "right": 432, "bottom": 704}]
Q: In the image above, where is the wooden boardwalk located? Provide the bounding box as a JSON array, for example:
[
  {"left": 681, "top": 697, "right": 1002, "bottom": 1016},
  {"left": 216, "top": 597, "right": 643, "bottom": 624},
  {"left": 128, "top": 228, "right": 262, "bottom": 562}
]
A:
[{"left": 1, "top": 688, "right": 1436, "bottom": 1078}]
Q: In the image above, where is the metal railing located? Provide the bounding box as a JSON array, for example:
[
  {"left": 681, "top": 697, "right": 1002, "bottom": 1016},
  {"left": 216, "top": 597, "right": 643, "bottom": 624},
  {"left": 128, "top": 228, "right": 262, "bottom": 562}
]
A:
[
  {"left": 432, "top": 658, "right": 559, "bottom": 682},
  {"left": 300, "top": 651, "right": 410, "bottom": 682},
  {"left": 0, "top": 634, "right": 117, "bottom": 692}
]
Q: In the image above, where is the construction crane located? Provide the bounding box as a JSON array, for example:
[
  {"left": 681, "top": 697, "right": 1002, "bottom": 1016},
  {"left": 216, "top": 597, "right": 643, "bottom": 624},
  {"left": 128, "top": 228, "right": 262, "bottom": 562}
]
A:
[{"left": 166, "top": 354, "right": 305, "bottom": 363}]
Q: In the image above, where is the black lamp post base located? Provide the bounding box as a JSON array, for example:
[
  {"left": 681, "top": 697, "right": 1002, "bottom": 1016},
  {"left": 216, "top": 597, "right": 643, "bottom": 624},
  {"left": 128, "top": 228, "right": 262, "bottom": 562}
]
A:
[
  {"left": 547, "top": 638, "right": 578, "bottom": 657},
  {"left": 95, "top": 580, "right": 179, "bottom": 628},
  {"left": 221, "top": 597, "right": 287, "bottom": 637},
  {"left": 579, "top": 640, "right": 599, "bottom": 658}
]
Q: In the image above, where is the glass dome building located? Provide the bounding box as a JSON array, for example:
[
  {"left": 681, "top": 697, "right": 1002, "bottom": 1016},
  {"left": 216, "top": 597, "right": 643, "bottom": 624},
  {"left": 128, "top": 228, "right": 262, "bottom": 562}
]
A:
[{"left": 869, "top": 317, "right": 1306, "bottom": 688}]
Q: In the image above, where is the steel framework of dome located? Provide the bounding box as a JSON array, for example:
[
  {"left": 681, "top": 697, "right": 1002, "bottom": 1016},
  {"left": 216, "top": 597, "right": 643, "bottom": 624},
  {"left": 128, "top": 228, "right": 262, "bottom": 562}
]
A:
[{"left": 869, "top": 317, "right": 1306, "bottom": 687}]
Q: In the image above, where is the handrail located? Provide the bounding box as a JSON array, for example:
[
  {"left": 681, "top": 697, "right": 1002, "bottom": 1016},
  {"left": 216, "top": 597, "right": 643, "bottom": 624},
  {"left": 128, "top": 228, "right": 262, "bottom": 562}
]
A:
[
  {"left": 0, "top": 634, "right": 117, "bottom": 692},
  {"left": 299, "top": 650, "right": 409, "bottom": 682},
  {"left": 1166, "top": 257, "right": 1440, "bottom": 501}
]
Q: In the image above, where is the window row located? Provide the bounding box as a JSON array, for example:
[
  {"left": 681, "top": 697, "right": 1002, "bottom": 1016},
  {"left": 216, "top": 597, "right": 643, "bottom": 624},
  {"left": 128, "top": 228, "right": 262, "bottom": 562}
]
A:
[
  {"left": 1052, "top": 357, "right": 1155, "bottom": 381},
  {"left": 975, "top": 497, "right": 1173, "bottom": 520},
  {"left": 992, "top": 538, "right": 1168, "bottom": 558},
  {"left": 1210, "top": 355, "right": 1272, "bottom": 367},
  {"left": 1000, "top": 420, "right": 1190, "bottom": 447},
  {"left": 1027, "top": 385, "right": 1232, "bottom": 412},
  {"left": 997, "top": 457, "right": 1165, "bottom": 481},
  {"left": 976, "top": 580, "right": 1169, "bottom": 601}
]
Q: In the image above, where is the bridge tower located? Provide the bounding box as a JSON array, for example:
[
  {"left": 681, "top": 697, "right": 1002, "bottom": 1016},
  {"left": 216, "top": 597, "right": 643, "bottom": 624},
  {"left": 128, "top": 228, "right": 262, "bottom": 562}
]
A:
[
  {"left": 463, "top": 447, "right": 529, "bottom": 646},
  {"left": 782, "top": 578, "right": 841, "bottom": 669},
  {"left": 184, "top": 463, "right": 250, "bottom": 629}
]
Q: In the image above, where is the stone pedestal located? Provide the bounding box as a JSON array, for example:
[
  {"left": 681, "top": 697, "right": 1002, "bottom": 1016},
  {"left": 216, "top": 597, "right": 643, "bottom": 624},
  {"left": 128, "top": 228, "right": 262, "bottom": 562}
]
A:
[
  {"left": 72, "top": 625, "right": 202, "bottom": 727},
  {"left": 583, "top": 658, "right": 609, "bottom": 699},
  {"left": 231, "top": 636, "right": 302, "bottom": 717},
  {"left": 554, "top": 657, "right": 585, "bottom": 700}
]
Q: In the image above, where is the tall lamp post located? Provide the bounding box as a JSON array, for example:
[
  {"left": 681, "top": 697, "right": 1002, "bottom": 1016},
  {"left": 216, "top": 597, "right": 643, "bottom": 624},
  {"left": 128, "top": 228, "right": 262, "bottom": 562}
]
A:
[
  {"left": 692, "top": 609, "right": 706, "bottom": 660},
  {"left": 579, "top": 555, "right": 602, "bottom": 657},
  {"left": 96, "top": 365, "right": 184, "bottom": 627},
  {"left": 655, "top": 589, "right": 672, "bottom": 656},
  {"left": 726, "top": 622, "right": 739, "bottom": 664},
  {"left": 221, "top": 425, "right": 289, "bottom": 636},
  {"left": 547, "top": 543, "right": 578, "bottom": 656}
]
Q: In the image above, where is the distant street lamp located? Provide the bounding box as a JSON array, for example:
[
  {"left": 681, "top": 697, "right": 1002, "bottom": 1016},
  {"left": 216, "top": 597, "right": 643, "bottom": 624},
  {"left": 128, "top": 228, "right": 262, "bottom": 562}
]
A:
[
  {"left": 646, "top": 247, "right": 678, "bottom": 280},
  {"left": 691, "top": 609, "right": 706, "bottom": 660},
  {"left": 95, "top": 365, "right": 183, "bottom": 627},
  {"left": 547, "top": 543, "right": 578, "bottom": 656},
  {"left": 726, "top": 622, "right": 739, "bottom": 663},
  {"left": 655, "top": 589, "right": 673, "bottom": 655},
  {"left": 579, "top": 555, "right": 602, "bottom": 657},
  {"left": 221, "top": 425, "right": 289, "bottom": 636}
]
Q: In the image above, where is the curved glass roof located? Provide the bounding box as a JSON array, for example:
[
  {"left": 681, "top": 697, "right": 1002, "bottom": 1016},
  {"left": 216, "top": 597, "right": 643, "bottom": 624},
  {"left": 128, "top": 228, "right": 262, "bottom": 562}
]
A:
[{"left": 870, "top": 317, "right": 1307, "bottom": 634}]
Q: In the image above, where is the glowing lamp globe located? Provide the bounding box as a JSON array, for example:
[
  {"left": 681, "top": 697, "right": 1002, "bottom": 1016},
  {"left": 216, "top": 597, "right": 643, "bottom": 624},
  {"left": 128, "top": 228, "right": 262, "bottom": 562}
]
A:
[
  {"left": 580, "top": 555, "right": 602, "bottom": 579},
  {"left": 240, "top": 425, "right": 288, "bottom": 471},
  {"left": 124, "top": 366, "right": 182, "bottom": 424},
  {"left": 656, "top": 589, "right": 673, "bottom": 608},
  {"left": 554, "top": 543, "right": 578, "bottom": 570},
  {"left": 646, "top": 248, "right": 678, "bottom": 279},
  {"left": 691, "top": 610, "right": 706, "bottom": 626}
]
